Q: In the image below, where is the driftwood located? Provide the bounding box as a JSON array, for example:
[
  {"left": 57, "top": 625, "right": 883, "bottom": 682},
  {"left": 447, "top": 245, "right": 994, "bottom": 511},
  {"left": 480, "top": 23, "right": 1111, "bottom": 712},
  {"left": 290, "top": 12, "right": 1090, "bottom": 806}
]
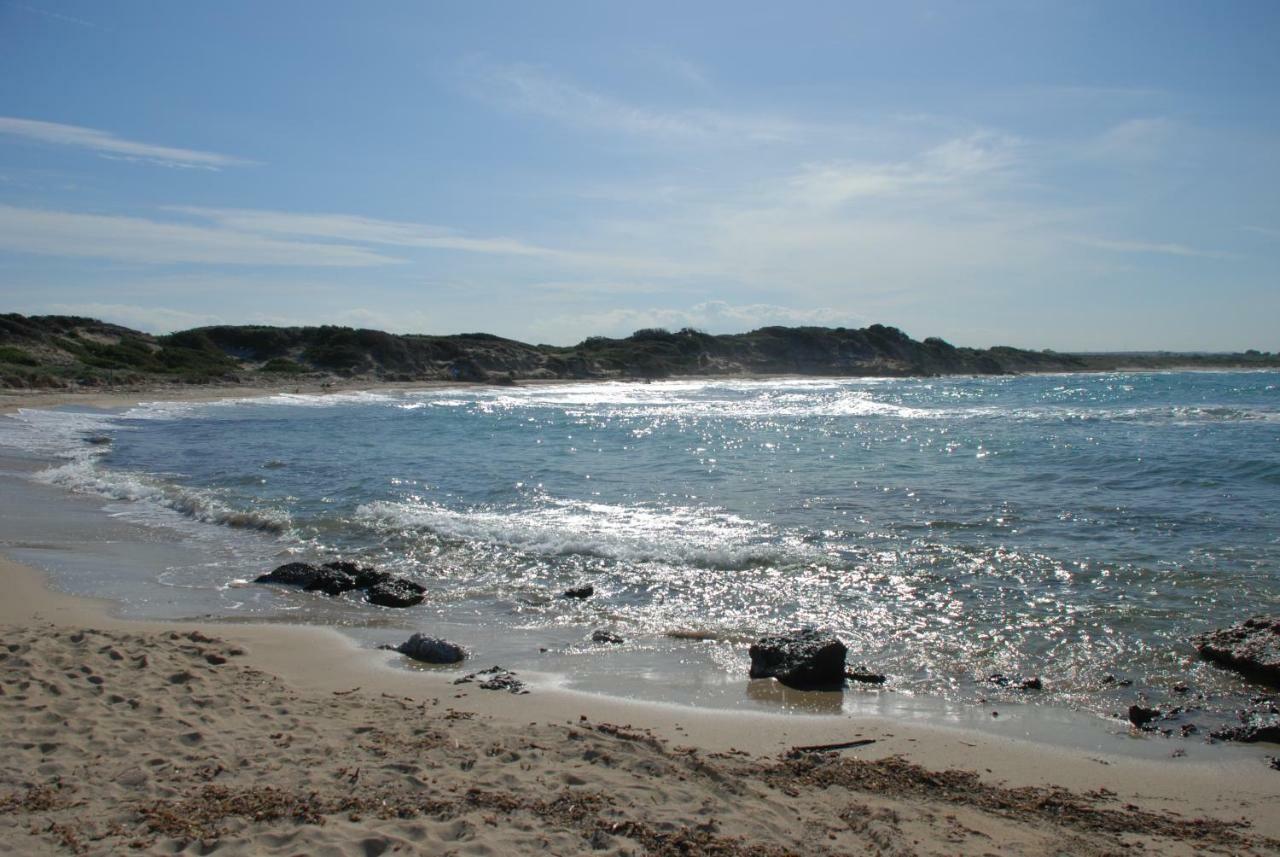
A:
[{"left": 787, "top": 738, "right": 877, "bottom": 756}]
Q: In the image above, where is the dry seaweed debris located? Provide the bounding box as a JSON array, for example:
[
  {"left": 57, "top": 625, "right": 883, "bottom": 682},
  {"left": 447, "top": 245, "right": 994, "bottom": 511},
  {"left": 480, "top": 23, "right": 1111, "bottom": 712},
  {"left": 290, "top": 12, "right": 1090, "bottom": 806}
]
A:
[
  {"left": 137, "top": 785, "right": 340, "bottom": 840},
  {"left": 758, "top": 753, "right": 1271, "bottom": 848}
]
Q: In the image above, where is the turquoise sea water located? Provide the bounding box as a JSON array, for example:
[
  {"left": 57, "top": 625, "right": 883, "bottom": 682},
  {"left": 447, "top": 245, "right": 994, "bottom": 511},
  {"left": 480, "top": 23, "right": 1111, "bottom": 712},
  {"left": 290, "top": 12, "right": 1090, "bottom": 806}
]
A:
[{"left": 3, "top": 371, "right": 1278, "bottom": 726}]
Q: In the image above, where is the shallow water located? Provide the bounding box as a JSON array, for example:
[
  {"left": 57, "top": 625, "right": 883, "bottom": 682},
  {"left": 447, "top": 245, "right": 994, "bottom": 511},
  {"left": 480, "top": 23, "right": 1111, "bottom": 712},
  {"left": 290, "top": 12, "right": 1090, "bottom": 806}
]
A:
[{"left": 2, "top": 372, "right": 1278, "bottom": 735}]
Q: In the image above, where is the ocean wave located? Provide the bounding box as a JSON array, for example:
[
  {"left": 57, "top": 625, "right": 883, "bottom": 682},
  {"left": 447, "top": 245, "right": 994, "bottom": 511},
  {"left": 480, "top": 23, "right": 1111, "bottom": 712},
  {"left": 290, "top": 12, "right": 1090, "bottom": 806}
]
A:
[
  {"left": 355, "top": 497, "right": 811, "bottom": 569},
  {"left": 35, "top": 458, "right": 290, "bottom": 534},
  {"left": 0, "top": 407, "right": 126, "bottom": 459}
]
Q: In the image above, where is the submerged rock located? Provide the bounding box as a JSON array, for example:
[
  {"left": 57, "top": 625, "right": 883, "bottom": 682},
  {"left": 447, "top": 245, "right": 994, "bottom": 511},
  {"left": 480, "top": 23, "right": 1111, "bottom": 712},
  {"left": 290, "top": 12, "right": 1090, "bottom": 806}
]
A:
[
  {"left": 1192, "top": 616, "right": 1280, "bottom": 688},
  {"left": 255, "top": 562, "right": 320, "bottom": 587},
  {"left": 393, "top": 634, "right": 466, "bottom": 664},
  {"left": 844, "top": 668, "right": 887, "bottom": 685},
  {"left": 562, "top": 585, "right": 594, "bottom": 600},
  {"left": 749, "top": 629, "right": 848, "bottom": 689},
  {"left": 454, "top": 666, "right": 528, "bottom": 694},
  {"left": 1211, "top": 713, "right": 1280, "bottom": 744},
  {"left": 1128, "top": 705, "right": 1161, "bottom": 729},
  {"left": 367, "top": 578, "right": 426, "bottom": 608},
  {"left": 304, "top": 566, "right": 360, "bottom": 596},
  {"left": 255, "top": 560, "right": 424, "bottom": 608}
]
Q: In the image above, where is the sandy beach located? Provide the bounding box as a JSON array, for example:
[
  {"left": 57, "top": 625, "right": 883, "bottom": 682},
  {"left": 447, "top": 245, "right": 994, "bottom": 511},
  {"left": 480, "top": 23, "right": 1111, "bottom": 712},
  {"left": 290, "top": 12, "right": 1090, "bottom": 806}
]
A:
[{"left": 3, "top": 384, "right": 1280, "bottom": 855}]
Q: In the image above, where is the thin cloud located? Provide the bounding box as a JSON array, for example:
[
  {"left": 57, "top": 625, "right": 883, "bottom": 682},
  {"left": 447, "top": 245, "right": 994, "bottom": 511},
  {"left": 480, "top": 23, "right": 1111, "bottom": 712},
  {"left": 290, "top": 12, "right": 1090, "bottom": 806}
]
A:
[
  {"left": 167, "top": 206, "right": 701, "bottom": 277},
  {"left": 1070, "top": 236, "right": 1233, "bottom": 260},
  {"left": 0, "top": 204, "right": 400, "bottom": 266},
  {"left": 465, "top": 60, "right": 805, "bottom": 144},
  {"left": 0, "top": 117, "right": 254, "bottom": 169}
]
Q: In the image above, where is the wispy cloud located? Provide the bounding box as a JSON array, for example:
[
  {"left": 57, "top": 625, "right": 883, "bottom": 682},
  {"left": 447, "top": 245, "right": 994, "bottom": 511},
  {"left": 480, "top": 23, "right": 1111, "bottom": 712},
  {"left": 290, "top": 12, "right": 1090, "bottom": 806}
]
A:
[
  {"left": 1069, "top": 236, "right": 1233, "bottom": 259},
  {"left": 10, "top": 2, "right": 101, "bottom": 29},
  {"left": 0, "top": 205, "right": 399, "bottom": 266},
  {"left": 1083, "top": 117, "right": 1177, "bottom": 163},
  {"left": 1242, "top": 225, "right": 1280, "bottom": 239},
  {"left": 0, "top": 117, "right": 253, "bottom": 169},
  {"left": 167, "top": 206, "right": 575, "bottom": 259},
  {"left": 786, "top": 132, "right": 1024, "bottom": 208},
  {"left": 465, "top": 60, "right": 805, "bottom": 144},
  {"left": 167, "top": 206, "right": 699, "bottom": 277}
]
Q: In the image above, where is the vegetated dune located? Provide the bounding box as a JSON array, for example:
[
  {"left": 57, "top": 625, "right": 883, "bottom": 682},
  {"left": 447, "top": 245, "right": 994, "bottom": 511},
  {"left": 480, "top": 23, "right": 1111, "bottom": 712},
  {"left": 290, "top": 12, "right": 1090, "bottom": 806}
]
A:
[{"left": 3, "top": 312, "right": 1276, "bottom": 390}]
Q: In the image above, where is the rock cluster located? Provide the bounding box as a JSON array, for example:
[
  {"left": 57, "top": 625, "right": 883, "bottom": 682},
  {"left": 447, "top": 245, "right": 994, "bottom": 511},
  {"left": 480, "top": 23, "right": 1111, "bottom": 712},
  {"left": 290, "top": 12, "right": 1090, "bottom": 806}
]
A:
[
  {"left": 1192, "top": 615, "right": 1280, "bottom": 689},
  {"left": 454, "top": 666, "right": 528, "bottom": 694},
  {"left": 255, "top": 561, "right": 425, "bottom": 608}
]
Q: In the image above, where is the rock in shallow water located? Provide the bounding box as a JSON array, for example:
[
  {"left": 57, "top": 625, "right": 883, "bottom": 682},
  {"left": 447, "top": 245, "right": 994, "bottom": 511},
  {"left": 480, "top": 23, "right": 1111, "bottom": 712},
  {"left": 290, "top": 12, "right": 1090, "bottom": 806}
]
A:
[
  {"left": 255, "top": 561, "right": 425, "bottom": 608},
  {"left": 454, "top": 666, "right": 528, "bottom": 694},
  {"left": 255, "top": 562, "right": 319, "bottom": 587},
  {"left": 1211, "top": 713, "right": 1280, "bottom": 744},
  {"left": 1192, "top": 616, "right": 1280, "bottom": 689},
  {"left": 367, "top": 578, "right": 426, "bottom": 608},
  {"left": 562, "top": 585, "right": 594, "bottom": 600},
  {"left": 304, "top": 566, "right": 360, "bottom": 596},
  {"left": 1128, "top": 705, "right": 1162, "bottom": 729},
  {"left": 591, "top": 629, "right": 624, "bottom": 645},
  {"left": 749, "top": 629, "right": 847, "bottom": 689},
  {"left": 393, "top": 634, "right": 466, "bottom": 664}
]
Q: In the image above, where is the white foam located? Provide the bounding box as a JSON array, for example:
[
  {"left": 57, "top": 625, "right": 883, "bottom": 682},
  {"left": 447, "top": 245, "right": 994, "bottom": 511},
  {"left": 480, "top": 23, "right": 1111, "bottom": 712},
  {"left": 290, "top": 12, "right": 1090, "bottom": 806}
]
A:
[
  {"left": 356, "top": 496, "right": 811, "bottom": 569},
  {"left": 36, "top": 457, "right": 290, "bottom": 534}
]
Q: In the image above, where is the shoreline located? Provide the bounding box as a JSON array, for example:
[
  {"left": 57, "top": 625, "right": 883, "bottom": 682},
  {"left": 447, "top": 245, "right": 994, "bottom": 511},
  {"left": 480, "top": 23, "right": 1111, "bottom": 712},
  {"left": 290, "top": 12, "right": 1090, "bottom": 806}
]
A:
[
  {"left": 3, "top": 556, "right": 1280, "bottom": 853},
  {"left": 4, "top": 362, "right": 1277, "bottom": 416},
  {"left": 3, "top": 382, "right": 1280, "bottom": 852}
]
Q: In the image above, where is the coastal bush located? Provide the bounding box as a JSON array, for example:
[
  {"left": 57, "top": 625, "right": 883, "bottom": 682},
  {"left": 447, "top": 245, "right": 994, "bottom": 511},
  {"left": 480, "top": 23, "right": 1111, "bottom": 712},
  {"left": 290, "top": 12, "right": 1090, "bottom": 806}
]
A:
[
  {"left": 0, "top": 346, "right": 38, "bottom": 366},
  {"left": 259, "top": 357, "right": 308, "bottom": 374}
]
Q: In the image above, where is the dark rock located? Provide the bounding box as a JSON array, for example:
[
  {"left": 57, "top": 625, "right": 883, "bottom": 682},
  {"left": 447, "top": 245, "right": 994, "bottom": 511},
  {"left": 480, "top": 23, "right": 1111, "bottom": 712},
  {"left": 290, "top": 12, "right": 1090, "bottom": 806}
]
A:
[
  {"left": 454, "top": 666, "right": 527, "bottom": 694},
  {"left": 366, "top": 578, "right": 426, "bottom": 608},
  {"left": 1101, "top": 674, "right": 1133, "bottom": 688},
  {"left": 1210, "top": 711, "right": 1280, "bottom": 744},
  {"left": 988, "top": 673, "right": 1040, "bottom": 690},
  {"left": 393, "top": 634, "right": 466, "bottom": 664},
  {"left": 749, "top": 629, "right": 847, "bottom": 689},
  {"left": 304, "top": 566, "right": 360, "bottom": 596},
  {"left": 844, "top": 669, "right": 887, "bottom": 685},
  {"left": 591, "top": 630, "right": 624, "bottom": 645},
  {"left": 1180, "top": 723, "right": 1199, "bottom": 737},
  {"left": 1128, "top": 705, "right": 1161, "bottom": 729},
  {"left": 255, "top": 562, "right": 320, "bottom": 587},
  {"left": 1192, "top": 615, "right": 1280, "bottom": 688},
  {"left": 85, "top": 435, "right": 112, "bottom": 446},
  {"left": 353, "top": 568, "right": 392, "bottom": 589},
  {"left": 1268, "top": 756, "right": 1280, "bottom": 771},
  {"left": 321, "top": 560, "right": 364, "bottom": 575},
  {"left": 562, "top": 585, "right": 594, "bottom": 600},
  {"left": 1172, "top": 683, "right": 1189, "bottom": 694}
]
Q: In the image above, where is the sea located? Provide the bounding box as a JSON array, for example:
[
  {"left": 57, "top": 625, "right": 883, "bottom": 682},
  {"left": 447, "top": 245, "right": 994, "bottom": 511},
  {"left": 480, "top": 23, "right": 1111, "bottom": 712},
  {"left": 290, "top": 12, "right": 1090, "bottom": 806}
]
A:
[{"left": 2, "top": 371, "right": 1278, "bottom": 746}]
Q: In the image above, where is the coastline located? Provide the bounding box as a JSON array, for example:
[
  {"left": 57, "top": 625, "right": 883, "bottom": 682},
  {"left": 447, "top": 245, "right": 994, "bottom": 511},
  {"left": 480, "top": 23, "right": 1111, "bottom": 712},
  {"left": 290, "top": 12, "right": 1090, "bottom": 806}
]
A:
[
  {"left": 3, "top": 379, "right": 1280, "bottom": 853},
  {"left": 4, "top": 554, "right": 1280, "bottom": 854}
]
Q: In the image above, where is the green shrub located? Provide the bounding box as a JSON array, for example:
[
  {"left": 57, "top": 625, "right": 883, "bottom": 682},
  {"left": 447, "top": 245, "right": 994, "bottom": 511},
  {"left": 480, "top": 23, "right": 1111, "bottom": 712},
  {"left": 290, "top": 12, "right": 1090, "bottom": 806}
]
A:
[
  {"left": 259, "top": 357, "right": 308, "bottom": 374},
  {"left": 0, "top": 346, "right": 38, "bottom": 366}
]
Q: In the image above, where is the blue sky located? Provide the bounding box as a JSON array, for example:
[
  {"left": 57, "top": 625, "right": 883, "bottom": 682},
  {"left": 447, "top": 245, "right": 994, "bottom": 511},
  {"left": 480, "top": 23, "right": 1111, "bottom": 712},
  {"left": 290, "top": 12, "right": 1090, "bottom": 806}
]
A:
[{"left": 1, "top": 1, "right": 1277, "bottom": 350}]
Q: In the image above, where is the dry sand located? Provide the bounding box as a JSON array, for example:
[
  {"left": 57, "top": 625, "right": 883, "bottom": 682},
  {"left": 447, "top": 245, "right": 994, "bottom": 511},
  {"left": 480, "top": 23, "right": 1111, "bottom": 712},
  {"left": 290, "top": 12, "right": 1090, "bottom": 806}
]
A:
[{"left": 3, "top": 384, "right": 1280, "bottom": 855}]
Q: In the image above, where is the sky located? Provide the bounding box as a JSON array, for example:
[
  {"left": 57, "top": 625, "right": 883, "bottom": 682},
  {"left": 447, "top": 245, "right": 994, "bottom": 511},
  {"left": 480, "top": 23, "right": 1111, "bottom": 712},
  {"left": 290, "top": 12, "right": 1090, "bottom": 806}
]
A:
[{"left": 1, "top": 1, "right": 1277, "bottom": 351}]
